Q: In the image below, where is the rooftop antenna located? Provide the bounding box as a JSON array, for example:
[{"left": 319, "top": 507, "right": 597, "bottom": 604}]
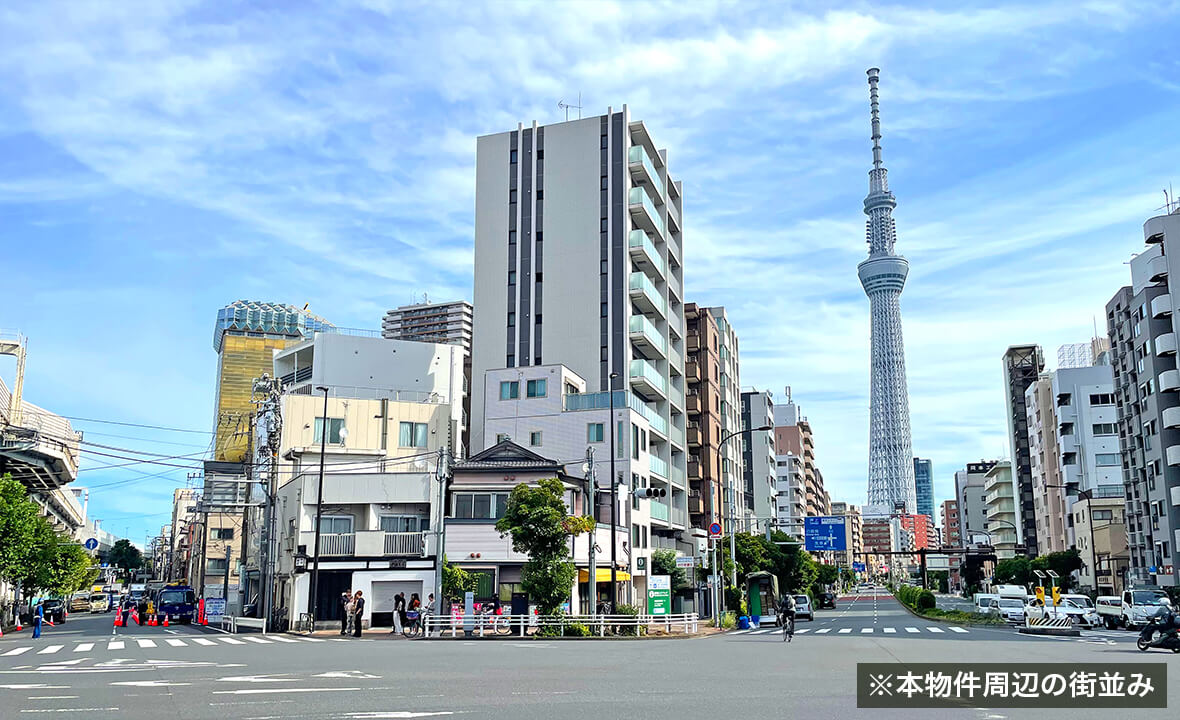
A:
[
  {"left": 423, "top": 292, "right": 429, "bottom": 305},
  {"left": 558, "top": 92, "right": 583, "bottom": 121}
]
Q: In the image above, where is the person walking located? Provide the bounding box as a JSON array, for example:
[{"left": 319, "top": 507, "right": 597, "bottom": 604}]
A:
[
  {"left": 344, "top": 592, "right": 356, "bottom": 636},
  {"left": 121, "top": 596, "right": 133, "bottom": 628},
  {"left": 32, "top": 601, "right": 43, "bottom": 639},
  {"left": 394, "top": 592, "right": 406, "bottom": 634},
  {"left": 339, "top": 590, "right": 352, "bottom": 635},
  {"left": 351, "top": 591, "right": 365, "bottom": 638}
]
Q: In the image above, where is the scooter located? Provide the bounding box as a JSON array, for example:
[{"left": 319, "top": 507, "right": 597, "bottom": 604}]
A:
[{"left": 1136, "top": 614, "right": 1180, "bottom": 653}]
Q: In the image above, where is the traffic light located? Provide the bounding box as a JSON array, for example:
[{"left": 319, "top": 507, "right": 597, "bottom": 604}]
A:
[
  {"left": 1035, "top": 586, "right": 1045, "bottom": 604},
  {"left": 1051, "top": 586, "right": 1060, "bottom": 605},
  {"left": 634, "top": 487, "right": 667, "bottom": 499}
]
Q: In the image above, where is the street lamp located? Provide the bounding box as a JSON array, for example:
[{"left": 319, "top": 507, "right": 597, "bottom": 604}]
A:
[
  {"left": 718, "top": 425, "right": 773, "bottom": 590},
  {"left": 607, "top": 372, "right": 619, "bottom": 611},
  {"left": 307, "top": 385, "right": 329, "bottom": 632}
]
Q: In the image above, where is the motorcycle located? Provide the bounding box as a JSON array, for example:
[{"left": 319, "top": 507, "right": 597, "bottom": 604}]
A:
[{"left": 1136, "top": 612, "right": 1180, "bottom": 653}]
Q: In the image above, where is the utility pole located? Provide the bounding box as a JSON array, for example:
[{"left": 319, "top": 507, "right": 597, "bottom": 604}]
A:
[
  {"left": 607, "top": 372, "right": 619, "bottom": 611},
  {"left": 432, "top": 447, "right": 451, "bottom": 628},
  {"left": 308, "top": 386, "right": 330, "bottom": 630},
  {"left": 585, "top": 446, "right": 597, "bottom": 615}
]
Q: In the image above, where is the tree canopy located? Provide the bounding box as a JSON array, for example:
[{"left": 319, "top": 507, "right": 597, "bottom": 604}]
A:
[
  {"left": 108, "top": 539, "right": 143, "bottom": 579},
  {"left": 650, "top": 549, "right": 688, "bottom": 590},
  {"left": 0, "top": 474, "right": 97, "bottom": 597}
]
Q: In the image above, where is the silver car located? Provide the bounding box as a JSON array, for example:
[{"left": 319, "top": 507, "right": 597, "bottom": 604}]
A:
[{"left": 794, "top": 594, "right": 814, "bottom": 621}]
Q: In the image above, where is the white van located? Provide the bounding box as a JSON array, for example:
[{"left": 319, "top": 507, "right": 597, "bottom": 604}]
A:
[{"left": 973, "top": 593, "right": 999, "bottom": 614}]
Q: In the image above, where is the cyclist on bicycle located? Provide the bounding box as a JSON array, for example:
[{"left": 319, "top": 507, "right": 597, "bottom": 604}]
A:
[{"left": 780, "top": 593, "right": 797, "bottom": 629}]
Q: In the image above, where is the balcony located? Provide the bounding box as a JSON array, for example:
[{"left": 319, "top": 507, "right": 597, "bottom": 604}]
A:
[
  {"left": 1158, "top": 332, "right": 1177, "bottom": 356},
  {"left": 670, "top": 422, "right": 684, "bottom": 448},
  {"left": 629, "top": 272, "right": 666, "bottom": 317},
  {"left": 668, "top": 270, "right": 682, "bottom": 301},
  {"left": 1152, "top": 294, "right": 1173, "bottom": 318},
  {"left": 1145, "top": 215, "right": 1167, "bottom": 244},
  {"left": 628, "top": 187, "right": 665, "bottom": 238},
  {"left": 686, "top": 391, "right": 701, "bottom": 413},
  {"left": 629, "top": 357, "right": 667, "bottom": 399},
  {"left": 649, "top": 454, "right": 669, "bottom": 480},
  {"left": 562, "top": 390, "right": 667, "bottom": 437},
  {"left": 318, "top": 533, "right": 355, "bottom": 557},
  {"left": 667, "top": 345, "right": 683, "bottom": 376},
  {"left": 668, "top": 200, "right": 681, "bottom": 232},
  {"left": 671, "top": 498, "right": 687, "bottom": 527},
  {"left": 628, "top": 230, "right": 666, "bottom": 278},
  {"left": 629, "top": 314, "right": 667, "bottom": 357},
  {"left": 1161, "top": 369, "right": 1180, "bottom": 392},
  {"left": 1163, "top": 406, "right": 1180, "bottom": 429},
  {"left": 668, "top": 383, "right": 685, "bottom": 410},
  {"left": 650, "top": 499, "right": 670, "bottom": 523},
  {"left": 687, "top": 422, "right": 702, "bottom": 447},
  {"left": 383, "top": 531, "right": 426, "bottom": 556},
  {"left": 1149, "top": 255, "right": 1168, "bottom": 282},
  {"left": 1168, "top": 445, "right": 1180, "bottom": 467},
  {"left": 666, "top": 232, "right": 681, "bottom": 264},
  {"left": 628, "top": 145, "right": 665, "bottom": 202},
  {"left": 685, "top": 360, "right": 702, "bottom": 383},
  {"left": 669, "top": 463, "right": 685, "bottom": 487}
]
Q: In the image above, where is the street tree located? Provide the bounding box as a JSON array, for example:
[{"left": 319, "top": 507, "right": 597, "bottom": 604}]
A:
[
  {"left": 441, "top": 555, "right": 478, "bottom": 602},
  {"left": 0, "top": 474, "right": 45, "bottom": 593},
  {"left": 108, "top": 539, "right": 143, "bottom": 581},
  {"left": 1031, "top": 549, "right": 1083, "bottom": 591},
  {"left": 993, "top": 556, "right": 1032, "bottom": 586},
  {"left": 650, "top": 549, "right": 687, "bottom": 590},
  {"left": 495, "top": 478, "right": 593, "bottom": 615}
]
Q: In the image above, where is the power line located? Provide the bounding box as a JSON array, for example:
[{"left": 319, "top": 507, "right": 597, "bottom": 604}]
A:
[{"left": 13, "top": 407, "right": 212, "bottom": 435}]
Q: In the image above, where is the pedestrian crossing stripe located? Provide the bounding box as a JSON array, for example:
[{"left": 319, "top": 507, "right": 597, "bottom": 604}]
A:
[
  {"left": 2, "top": 647, "right": 32, "bottom": 656},
  {"left": 838, "top": 628, "right": 852, "bottom": 634},
  {"left": 860, "top": 628, "right": 873, "bottom": 633},
  {"left": 108, "top": 641, "right": 124, "bottom": 650},
  {"left": 815, "top": 628, "right": 831, "bottom": 634},
  {"left": 795, "top": 629, "right": 809, "bottom": 634},
  {"left": 74, "top": 643, "right": 94, "bottom": 652},
  {"left": 136, "top": 639, "right": 156, "bottom": 648},
  {"left": 950, "top": 627, "right": 968, "bottom": 633},
  {"left": 732, "top": 625, "right": 971, "bottom": 638},
  {"left": 37, "top": 645, "right": 63, "bottom": 655},
  {"left": 928, "top": 627, "right": 944, "bottom": 633},
  {"left": 165, "top": 639, "right": 186, "bottom": 647},
  {"left": 884, "top": 628, "right": 896, "bottom": 633},
  {"left": 268, "top": 636, "right": 299, "bottom": 643},
  {"left": 243, "top": 637, "right": 272, "bottom": 644},
  {"left": 218, "top": 637, "right": 246, "bottom": 645},
  {"left": 905, "top": 627, "right": 920, "bottom": 633},
  {"left": 192, "top": 638, "right": 216, "bottom": 646},
  {"left": 1, "top": 635, "right": 358, "bottom": 657}
]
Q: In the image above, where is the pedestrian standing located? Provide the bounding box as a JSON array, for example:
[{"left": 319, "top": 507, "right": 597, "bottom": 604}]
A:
[
  {"left": 344, "top": 593, "right": 356, "bottom": 636},
  {"left": 32, "top": 601, "right": 43, "bottom": 639},
  {"left": 390, "top": 592, "right": 404, "bottom": 634},
  {"left": 340, "top": 590, "right": 351, "bottom": 635},
  {"left": 352, "top": 591, "right": 365, "bottom": 638},
  {"left": 121, "top": 596, "right": 132, "bottom": 628},
  {"left": 394, "top": 592, "right": 406, "bottom": 633}
]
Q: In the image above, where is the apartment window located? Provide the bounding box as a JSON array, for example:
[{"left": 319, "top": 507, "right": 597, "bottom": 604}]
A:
[
  {"left": 601, "top": 302, "right": 608, "bottom": 318},
  {"left": 601, "top": 218, "right": 608, "bottom": 232},
  {"left": 534, "top": 313, "right": 542, "bottom": 325},
  {"left": 1092, "top": 423, "right": 1116, "bottom": 436},
  {"left": 588, "top": 423, "right": 605, "bottom": 443},
  {"left": 1092, "top": 509, "right": 1114, "bottom": 522},
  {"left": 536, "top": 190, "right": 543, "bottom": 200},
  {"left": 506, "top": 354, "right": 515, "bottom": 368},
  {"left": 510, "top": 189, "right": 517, "bottom": 204},
  {"left": 507, "top": 312, "right": 515, "bottom": 327},
  {"left": 530, "top": 431, "right": 542, "bottom": 447},
  {"left": 211, "top": 528, "right": 234, "bottom": 541},
  {"left": 526, "top": 378, "right": 547, "bottom": 397},
  {"left": 535, "top": 272, "right": 543, "bottom": 282},
  {"left": 632, "top": 423, "right": 640, "bottom": 460},
  {"left": 380, "top": 515, "right": 428, "bottom": 533},
  {"left": 453, "top": 492, "right": 509, "bottom": 520},
  {"left": 398, "top": 422, "right": 429, "bottom": 448},
  {"left": 207, "top": 558, "right": 229, "bottom": 573},
  {"left": 1095, "top": 453, "right": 1120, "bottom": 466},
  {"left": 313, "top": 417, "right": 345, "bottom": 444},
  {"left": 509, "top": 230, "right": 516, "bottom": 244},
  {"left": 500, "top": 381, "right": 520, "bottom": 400},
  {"left": 601, "top": 134, "right": 608, "bottom": 149},
  {"left": 496, "top": 433, "right": 510, "bottom": 444},
  {"left": 318, "top": 516, "right": 353, "bottom": 534},
  {"left": 510, "top": 149, "right": 517, "bottom": 163},
  {"left": 537, "top": 149, "right": 543, "bottom": 160},
  {"left": 601, "top": 175, "right": 608, "bottom": 190},
  {"left": 508, "top": 270, "right": 516, "bottom": 285},
  {"left": 1090, "top": 393, "right": 1115, "bottom": 405}
]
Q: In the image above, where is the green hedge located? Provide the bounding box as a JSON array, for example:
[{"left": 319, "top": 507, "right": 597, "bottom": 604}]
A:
[{"left": 892, "top": 585, "right": 1002, "bottom": 625}]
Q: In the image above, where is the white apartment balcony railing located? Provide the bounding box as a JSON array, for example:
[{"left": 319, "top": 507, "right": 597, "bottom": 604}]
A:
[
  {"left": 650, "top": 498, "right": 670, "bottom": 522},
  {"left": 630, "top": 358, "right": 667, "bottom": 399},
  {"left": 670, "top": 462, "right": 685, "bottom": 487},
  {"left": 668, "top": 270, "right": 682, "bottom": 301},
  {"left": 1152, "top": 293, "right": 1173, "bottom": 318},
  {"left": 649, "top": 453, "right": 669, "bottom": 480},
  {"left": 562, "top": 390, "right": 668, "bottom": 436},
  {"left": 668, "top": 383, "right": 685, "bottom": 411},
  {"left": 628, "top": 145, "right": 665, "bottom": 201},
  {"left": 1161, "top": 369, "right": 1180, "bottom": 392},
  {"left": 670, "top": 500, "right": 687, "bottom": 527},
  {"left": 1157, "top": 332, "right": 1177, "bottom": 356},
  {"left": 1145, "top": 215, "right": 1167, "bottom": 244},
  {"left": 628, "top": 187, "right": 665, "bottom": 238},
  {"left": 629, "top": 314, "right": 667, "bottom": 357},
  {"left": 628, "top": 230, "right": 666, "bottom": 278},
  {"left": 383, "top": 531, "right": 426, "bottom": 556},
  {"left": 629, "top": 272, "right": 666, "bottom": 317},
  {"left": 666, "top": 232, "right": 681, "bottom": 264},
  {"left": 670, "top": 422, "right": 685, "bottom": 448},
  {"left": 1163, "top": 406, "right": 1180, "bottom": 429},
  {"left": 668, "top": 199, "right": 681, "bottom": 231},
  {"left": 1167, "top": 445, "right": 1180, "bottom": 467},
  {"left": 318, "top": 533, "right": 355, "bottom": 557},
  {"left": 1148, "top": 255, "right": 1168, "bottom": 282},
  {"left": 668, "top": 346, "right": 683, "bottom": 375}
]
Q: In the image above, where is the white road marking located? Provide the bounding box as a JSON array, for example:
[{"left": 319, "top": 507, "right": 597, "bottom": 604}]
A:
[
  {"left": 266, "top": 636, "right": 299, "bottom": 643},
  {"left": 0, "top": 685, "right": 70, "bottom": 689},
  {"left": 40, "top": 659, "right": 86, "bottom": 666},
  {"left": 815, "top": 628, "right": 831, "bottom": 634},
  {"left": 837, "top": 628, "right": 852, "bottom": 634},
  {"left": 165, "top": 639, "right": 187, "bottom": 647},
  {"left": 927, "top": 627, "right": 945, "bottom": 633},
  {"left": 794, "top": 629, "right": 810, "bottom": 634},
  {"left": 28, "top": 697, "right": 79, "bottom": 700},
  {"left": 950, "top": 627, "right": 969, "bottom": 634},
  {"left": 905, "top": 627, "right": 920, "bottom": 633},
  {"left": 343, "top": 713, "right": 455, "bottom": 718},
  {"left": 860, "top": 628, "right": 874, "bottom": 633},
  {"left": 314, "top": 671, "right": 381, "bottom": 679},
  {"left": 297, "top": 637, "right": 326, "bottom": 643},
  {"left": 111, "top": 680, "right": 191, "bottom": 687},
  {"left": 2, "top": 647, "right": 32, "bottom": 657},
  {"left": 217, "top": 675, "right": 296, "bottom": 683},
  {"left": 212, "top": 687, "right": 360, "bottom": 695},
  {"left": 36, "top": 646, "right": 64, "bottom": 655},
  {"left": 730, "top": 630, "right": 751, "bottom": 635},
  {"left": 192, "top": 638, "right": 217, "bottom": 646},
  {"left": 18, "top": 708, "right": 118, "bottom": 713},
  {"left": 218, "top": 637, "right": 246, "bottom": 645},
  {"left": 73, "top": 644, "right": 94, "bottom": 653},
  {"left": 243, "top": 637, "right": 272, "bottom": 644},
  {"left": 135, "top": 639, "right": 156, "bottom": 648},
  {"left": 106, "top": 642, "right": 124, "bottom": 651},
  {"left": 884, "top": 628, "right": 896, "bottom": 633}
]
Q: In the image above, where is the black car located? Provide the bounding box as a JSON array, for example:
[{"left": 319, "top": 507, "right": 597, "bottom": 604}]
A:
[
  {"left": 817, "top": 592, "right": 837, "bottom": 609},
  {"left": 41, "top": 598, "right": 66, "bottom": 623}
]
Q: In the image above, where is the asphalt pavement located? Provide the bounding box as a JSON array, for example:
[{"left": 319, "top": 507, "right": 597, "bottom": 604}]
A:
[{"left": 1, "top": 596, "right": 1176, "bottom": 720}]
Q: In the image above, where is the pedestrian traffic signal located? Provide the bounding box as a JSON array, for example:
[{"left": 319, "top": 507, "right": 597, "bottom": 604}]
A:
[
  {"left": 1035, "top": 586, "right": 1045, "bottom": 604},
  {"left": 1051, "top": 586, "right": 1060, "bottom": 605},
  {"left": 634, "top": 487, "right": 667, "bottom": 499}
]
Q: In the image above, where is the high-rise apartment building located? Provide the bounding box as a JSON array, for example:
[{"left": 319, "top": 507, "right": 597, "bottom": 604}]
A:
[
  {"left": 940, "top": 500, "right": 960, "bottom": 546},
  {"left": 381, "top": 300, "right": 473, "bottom": 351},
  {"left": 469, "top": 109, "right": 689, "bottom": 523},
  {"left": 830, "top": 501, "right": 863, "bottom": 568},
  {"left": 899, "top": 513, "right": 933, "bottom": 550},
  {"left": 774, "top": 390, "right": 825, "bottom": 533},
  {"left": 685, "top": 304, "right": 741, "bottom": 532},
  {"left": 955, "top": 460, "right": 997, "bottom": 545},
  {"left": 1106, "top": 207, "right": 1180, "bottom": 588},
  {"left": 913, "top": 457, "right": 933, "bottom": 519},
  {"left": 740, "top": 389, "right": 776, "bottom": 529},
  {"left": 1026, "top": 373, "right": 1067, "bottom": 554},
  {"left": 983, "top": 461, "right": 1018, "bottom": 558},
  {"left": 213, "top": 300, "right": 335, "bottom": 462},
  {"left": 1002, "top": 345, "right": 1045, "bottom": 556},
  {"left": 774, "top": 453, "right": 806, "bottom": 536}
]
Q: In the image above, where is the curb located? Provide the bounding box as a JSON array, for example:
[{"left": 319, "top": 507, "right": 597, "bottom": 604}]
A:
[
  {"left": 1018, "top": 626, "right": 1081, "bottom": 637},
  {"left": 417, "top": 633, "right": 696, "bottom": 641}
]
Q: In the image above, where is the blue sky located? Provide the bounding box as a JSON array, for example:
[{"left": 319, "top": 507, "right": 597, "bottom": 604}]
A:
[{"left": 3, "top": 1, "right": 1180, "bottom": 544}]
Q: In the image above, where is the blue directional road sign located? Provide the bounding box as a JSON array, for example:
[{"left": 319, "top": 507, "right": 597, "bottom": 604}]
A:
[
  {"left": 84, "top": 538, "right": 99, "bottom": 551},
  {"left": 852, "top": 561, "right": 867, "bottom": 573},
  {"left": 804, "top": 516, "right": 847, "bottom": 552}
]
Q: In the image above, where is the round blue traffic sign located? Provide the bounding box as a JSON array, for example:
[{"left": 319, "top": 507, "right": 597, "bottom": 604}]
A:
[
  {"left": 708, "top": 522, "right": 722, "bottom": 537},
  {"left": 84, "top": 538, "right": 98, "bottom": 550}
]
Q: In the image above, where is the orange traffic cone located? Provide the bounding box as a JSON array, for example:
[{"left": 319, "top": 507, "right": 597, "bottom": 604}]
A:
[
  {"left": 162, "top": 614, "right": 169, "bottom": 627},
  {"left": 15, "top": 619, "right": 22, "bottom": 632},
  {"left": 114, "top": 613, "right": 122, "bottom": 628}
]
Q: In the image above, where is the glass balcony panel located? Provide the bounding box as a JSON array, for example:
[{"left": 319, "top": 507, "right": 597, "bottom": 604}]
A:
[
  {"left": 628, "top": 145, "right": 665, "bottom": 200},
  {"left": 628, "top": 187, "right": 665, "bottom": 238}
]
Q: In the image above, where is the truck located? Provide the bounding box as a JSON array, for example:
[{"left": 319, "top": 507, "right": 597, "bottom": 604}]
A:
[
  {"left": 153, "top": 584, "right": 197, "bottom": 623},
  {"left": 1096, "top": 588, "right": 1171, "bottom": 629},
  {"left": 992, "top": 584, "right": 1028, "bottom": 601}
]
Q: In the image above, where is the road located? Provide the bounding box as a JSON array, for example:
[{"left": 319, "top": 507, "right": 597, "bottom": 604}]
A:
[{"left": 1, "top": 594, "right": 1176, "bottom": 719}]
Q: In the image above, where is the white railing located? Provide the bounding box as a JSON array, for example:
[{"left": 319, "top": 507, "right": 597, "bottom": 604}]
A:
[
  {"left": 318, "top": 532, "right": 355, "bottom": 556},
  {"left": 420, "top": 612, "right": 700, "bottom": 638},
  {"left": 383, "top": 531, "right": 425, "bottom": 556}
]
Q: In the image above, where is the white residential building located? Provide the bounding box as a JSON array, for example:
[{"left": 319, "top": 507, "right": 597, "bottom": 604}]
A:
[
  {"left": 740, "top": 390, "right": 775, "bottom": 531},
  {"left": 983, "top": 461, "right": 1018, "bottom": 559},
  {"left": 774, "top": 453, "right": 806, "bottom": 536}
]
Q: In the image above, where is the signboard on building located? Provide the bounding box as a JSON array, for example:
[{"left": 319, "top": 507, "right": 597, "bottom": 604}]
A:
[
  {"left": 804, "top": 516, "right": 848, "bottom": 552},
  {"left": 675, "top": 556, "right": 696, "bottom": 569},
  {"left": 647, "top": 575, "right": 671, "bottom": 616},
  {"left": 204, "top": 597, "right": 226, "bottom": 621}
]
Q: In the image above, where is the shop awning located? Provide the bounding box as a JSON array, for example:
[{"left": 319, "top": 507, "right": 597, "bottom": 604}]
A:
[{"left": 579, "top": 569, "right": 631, "bottom": 583}]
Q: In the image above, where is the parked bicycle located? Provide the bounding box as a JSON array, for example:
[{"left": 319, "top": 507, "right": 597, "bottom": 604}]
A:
[{"left": 402, "top": 610, "right": 423, "bottom": 638}]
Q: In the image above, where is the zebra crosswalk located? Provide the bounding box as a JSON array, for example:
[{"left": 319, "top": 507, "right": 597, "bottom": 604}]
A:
[
  {"left": 0, "top": 634, "right": 349, "bottom": 659},
  {"left": 728, "top": 624, "right": 972, "bottom": 638}
]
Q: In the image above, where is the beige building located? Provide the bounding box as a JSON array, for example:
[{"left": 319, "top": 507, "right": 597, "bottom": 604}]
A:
[
  {"left": 1026, "top": 374, "right": 1067, "bottom": 554},
  {"left": 983, "top": 462, "right": 1018, "bottom": 559},
  {"left": 830, "top": 501, "right": 863, "bottom": 568},
  {"left": 773, "top": 390, "right": 828, "bottom": 534},
  {"left": 1072, "top": 491, "right": 1129, "bottom": 595}
]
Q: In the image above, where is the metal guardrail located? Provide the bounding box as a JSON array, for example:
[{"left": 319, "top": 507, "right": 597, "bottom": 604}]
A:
[
  {"left": 421, "top": 612, "right": 699, "bottom": 638},
  {"left": 220, "top": 615, "right": 268, "bottom": 633}
]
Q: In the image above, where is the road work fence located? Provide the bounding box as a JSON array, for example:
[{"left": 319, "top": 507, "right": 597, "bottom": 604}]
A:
[{"left": 421, "top": 612, "right": 700, "bottom": 638}]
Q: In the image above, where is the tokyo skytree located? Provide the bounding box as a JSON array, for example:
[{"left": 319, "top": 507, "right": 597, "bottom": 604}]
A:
[{"left": 857, "top": 68, "right": 917, "bottom": 515}]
